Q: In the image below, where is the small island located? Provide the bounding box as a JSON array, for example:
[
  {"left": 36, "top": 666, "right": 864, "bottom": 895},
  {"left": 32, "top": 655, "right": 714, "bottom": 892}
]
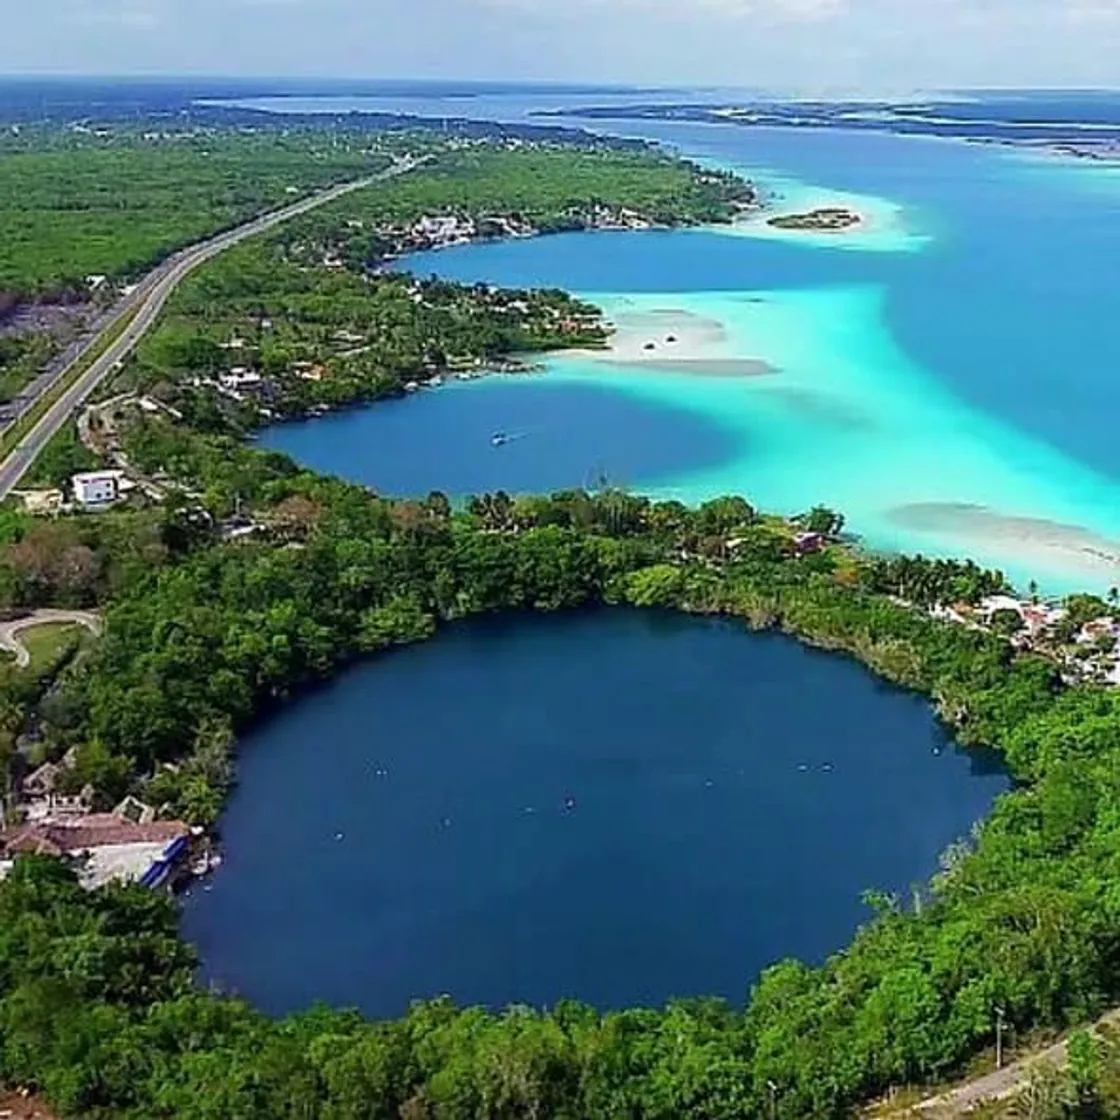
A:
[{"left": 766, "top": 206, "right": 862, "bottom": 232}]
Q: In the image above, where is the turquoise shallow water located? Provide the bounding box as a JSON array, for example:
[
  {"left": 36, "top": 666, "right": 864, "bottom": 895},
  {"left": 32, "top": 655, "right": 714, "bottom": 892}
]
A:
[{"left": 264, "top": 123, "right": 1120, "bottom": 594}]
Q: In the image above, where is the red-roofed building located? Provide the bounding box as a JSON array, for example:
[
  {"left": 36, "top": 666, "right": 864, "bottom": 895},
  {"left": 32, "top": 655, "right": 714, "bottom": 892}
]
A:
[
  {"left": 1, "top": 816, "right": 189, "bottom": 857},
  {"left": 0, "top": 815, "right": 194, "bottom": 889}
]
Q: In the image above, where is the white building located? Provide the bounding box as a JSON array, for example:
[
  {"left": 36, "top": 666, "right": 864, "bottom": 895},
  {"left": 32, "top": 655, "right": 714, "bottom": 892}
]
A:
[
  {"left": 218, "top": 370, "right": 263, "bottom": 392},
  {"left": 978, "top": 595, "right": 1027, "bottom": 620},
  {"left": 71, "top": 470, "right": 122, "bottom": 508}
]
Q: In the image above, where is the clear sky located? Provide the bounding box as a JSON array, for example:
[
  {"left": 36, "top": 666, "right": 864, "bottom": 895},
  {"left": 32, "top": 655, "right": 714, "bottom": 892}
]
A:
[{"left": 4, "top": 0, "right": 1120, "bottom": 91}]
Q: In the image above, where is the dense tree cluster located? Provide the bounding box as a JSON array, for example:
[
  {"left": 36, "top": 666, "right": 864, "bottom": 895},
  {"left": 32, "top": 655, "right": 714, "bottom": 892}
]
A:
[
  {"left": 0, "top": 506, "right": 181, "bottom": 609},
  {"left": 866, "top": 554, "right": 1010, "bottom": 607},
  {"left": 126, "top": 259, "right": 608, "bottom": 426},
  {"left": 291, "top": 145, "right": 757, "bottom": 264},
  {"left": 0, "top": 124, "right": 395, "bottom": 300},
  {"left": 2, "top": 469, "right": 1120, "bottom": 1115}
]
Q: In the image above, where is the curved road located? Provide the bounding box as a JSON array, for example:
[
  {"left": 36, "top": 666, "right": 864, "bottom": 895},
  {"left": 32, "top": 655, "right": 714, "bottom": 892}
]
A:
[
  {"left": 0, "top": 157, "right": 422, "bottom": 499},
  {"left": 906, "top": 1007, "right": 1120, "bottom": 1116},
  {"left": 0, "top": 609, "right": 103, "bottom": 669}
]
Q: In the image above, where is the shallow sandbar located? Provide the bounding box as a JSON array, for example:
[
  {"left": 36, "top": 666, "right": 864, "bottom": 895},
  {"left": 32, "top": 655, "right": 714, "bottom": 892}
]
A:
[
  {"left": 563, "top": 305, "right": 776, "bottom": 378},
  {"left": 889, "top": 502, "right": 1120, "bottom": 578}
]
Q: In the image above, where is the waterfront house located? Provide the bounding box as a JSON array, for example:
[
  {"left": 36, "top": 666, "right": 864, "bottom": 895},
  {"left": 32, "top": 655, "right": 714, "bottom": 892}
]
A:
[
  {"left": 26, "top": 785, "right": 96, "bottom": 823},
  {"left": 21, "top": 748, "right": 85, "bottom": 809},
  {"left": 220, "top": 369, "right": 262, "bottom": 388},
  {"left": 794, "top": 531, "right": 825, "bottom": 556},
  {"left": 979, "top": 594, "right": 1027, "bottom": 621},
  {"left": 1078, "top": 617, "right": 1120, "bottom": 646},
  {"left": 0, "top": 815, "right": 194, "bottom": 890},
  {"left": 293, "top": 362, "right": 326, "bottom": 382},
  {"left": 929, "top": 603, "right": 972, "bottom": 627},
  {"left": 1019, "top": 603, "right": 1068, "bottom": 644}
]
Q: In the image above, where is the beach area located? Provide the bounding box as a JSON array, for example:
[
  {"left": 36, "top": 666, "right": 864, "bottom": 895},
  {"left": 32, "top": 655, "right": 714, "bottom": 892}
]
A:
[{"left": 560, "top": 303, "right": 775, "bottom": 377}]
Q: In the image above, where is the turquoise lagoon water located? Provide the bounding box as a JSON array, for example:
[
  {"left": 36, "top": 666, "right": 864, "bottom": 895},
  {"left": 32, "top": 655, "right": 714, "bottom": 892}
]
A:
[{"left": 263, "top": 124, "right": 1120, "bottom": 593}]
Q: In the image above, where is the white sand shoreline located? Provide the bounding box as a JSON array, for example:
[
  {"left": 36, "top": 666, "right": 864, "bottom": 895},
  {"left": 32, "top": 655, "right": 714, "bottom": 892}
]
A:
[
  {"left": 557, "top": 306, "right": 777, "bottom": 378},
  {"left": 889, "top": 502, "right": 1120, "bottom": 580}
]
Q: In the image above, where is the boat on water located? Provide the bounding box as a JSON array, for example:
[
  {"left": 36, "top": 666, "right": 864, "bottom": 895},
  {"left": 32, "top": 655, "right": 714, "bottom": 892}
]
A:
[{"left": 491, "top": 431, "right": 509, "bottom": 447}]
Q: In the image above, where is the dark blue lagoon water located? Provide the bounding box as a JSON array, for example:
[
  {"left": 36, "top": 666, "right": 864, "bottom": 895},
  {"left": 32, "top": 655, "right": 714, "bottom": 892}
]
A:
[
  {"left": 182, "top": 611, "right": 1006, "bottom": 1017},
  {"left": 260, "top": 377, "right": 741, "bottom": 498}
]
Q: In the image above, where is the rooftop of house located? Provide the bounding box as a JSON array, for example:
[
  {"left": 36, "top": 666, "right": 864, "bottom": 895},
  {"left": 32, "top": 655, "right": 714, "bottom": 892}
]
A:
[
  {"left": 979, "top": 594, "right": 1027, "bottom": 616},
  {"left": 71, "top": 469, "right": 125, "bottom": 486},
  {"left": 1, "top": 816, "right": 189, "bottom": 858},
  {"left": 79, "top": 840, "right": 185, "bottom": 890}
]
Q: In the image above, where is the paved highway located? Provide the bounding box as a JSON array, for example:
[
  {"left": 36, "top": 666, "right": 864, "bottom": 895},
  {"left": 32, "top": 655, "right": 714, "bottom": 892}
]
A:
[{"left": 0, "top": 157, "right": 421, "bottom": 498}]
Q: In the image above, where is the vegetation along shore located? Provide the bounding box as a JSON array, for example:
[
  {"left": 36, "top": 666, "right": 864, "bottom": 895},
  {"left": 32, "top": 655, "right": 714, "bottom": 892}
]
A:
[
  {"left": 3, "top": 118, "right": 1120, "bottom": 1118},
  {"left": 765, "top": 206, "right": 863, "bottom": 232}
]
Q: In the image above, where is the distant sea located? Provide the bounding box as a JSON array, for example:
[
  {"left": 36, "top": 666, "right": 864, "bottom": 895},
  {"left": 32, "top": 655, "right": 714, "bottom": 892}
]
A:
[{"left": 249, "top": 86, "right": 1120, "bottom": 594}]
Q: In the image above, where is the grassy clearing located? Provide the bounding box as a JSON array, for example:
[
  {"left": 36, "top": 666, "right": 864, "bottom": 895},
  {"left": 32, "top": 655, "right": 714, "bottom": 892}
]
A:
[{"left": 19, "top": 622, "right": 82, "bottom": 675}]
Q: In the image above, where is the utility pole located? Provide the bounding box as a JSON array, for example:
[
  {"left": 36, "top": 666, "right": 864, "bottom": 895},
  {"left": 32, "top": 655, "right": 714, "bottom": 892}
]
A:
[
  {"left": 767, "top": 1079, "right": 778, "bottom": 1120},
  {"left": 995, "top": 1006, "right": 1006, "bottom": 1070}
]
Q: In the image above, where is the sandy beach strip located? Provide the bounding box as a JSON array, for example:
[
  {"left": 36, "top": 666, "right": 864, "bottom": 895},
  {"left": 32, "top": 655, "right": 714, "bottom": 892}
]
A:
[
  {"left": 888, "top": 502, "right": 1120, "bottom": 581},
  {"left": 561, "top": 306, "right": 776, "bottom": 378}
]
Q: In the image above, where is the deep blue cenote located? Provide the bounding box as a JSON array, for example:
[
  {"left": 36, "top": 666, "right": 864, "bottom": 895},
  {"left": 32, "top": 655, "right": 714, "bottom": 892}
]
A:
[{"left": 181, "top": 611, "right": 1005, "bottom": 1017}]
